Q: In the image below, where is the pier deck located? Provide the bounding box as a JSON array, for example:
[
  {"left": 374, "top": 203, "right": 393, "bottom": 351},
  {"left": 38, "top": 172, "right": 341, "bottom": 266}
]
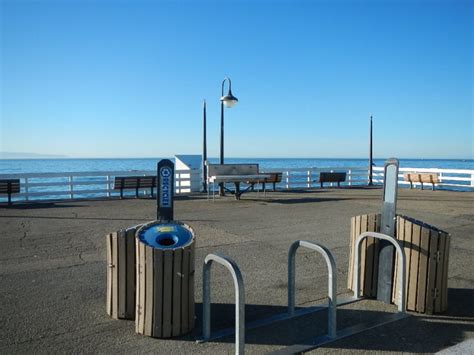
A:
[{"left": 1, "top": 187, "right": 473, "bottom": 354}]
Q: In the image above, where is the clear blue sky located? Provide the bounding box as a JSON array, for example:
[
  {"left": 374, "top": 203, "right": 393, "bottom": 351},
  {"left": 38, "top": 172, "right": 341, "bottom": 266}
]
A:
[{"left": 1, "top": 0, "right": 472, "bottom": 159}]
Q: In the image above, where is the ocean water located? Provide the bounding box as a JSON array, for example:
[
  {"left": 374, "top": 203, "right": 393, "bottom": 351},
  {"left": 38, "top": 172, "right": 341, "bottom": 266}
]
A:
[{"left": 1, "top": 157, "right": 473, "bottom": 174}]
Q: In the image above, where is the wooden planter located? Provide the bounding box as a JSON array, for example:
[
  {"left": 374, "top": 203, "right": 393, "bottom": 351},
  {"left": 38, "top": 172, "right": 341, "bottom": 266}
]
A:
[
  {"left": 106, "top": 225, "right": 139, "bottom": 320},
  {"left": 135, "top": 221, "right": 196, "bottom": 338},
  {"left": 347, "top": 214, "right": 450, "bottom": 314}
]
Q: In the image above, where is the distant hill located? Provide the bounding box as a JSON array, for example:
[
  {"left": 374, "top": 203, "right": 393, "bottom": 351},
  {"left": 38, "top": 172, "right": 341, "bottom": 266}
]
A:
[{"left": 0, "top": 152, "right": 69, "bottom": 159}]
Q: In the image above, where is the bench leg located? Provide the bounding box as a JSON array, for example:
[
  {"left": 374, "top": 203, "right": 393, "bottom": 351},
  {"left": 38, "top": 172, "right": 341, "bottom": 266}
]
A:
[
  {"left": 8, "top": 192, "right": 12, "bottom": 206},
  {"left": 337, "top": 181, "right": 340, "bottom": 188},
  {"left": 320, "top": 182, "right": 323, "bottom": 188},
  {"left": 120, "top": 188, "right": 123, "bottom": 199},
  {"left": 273, "top": 182, "right": 276, "bottom": 191}
]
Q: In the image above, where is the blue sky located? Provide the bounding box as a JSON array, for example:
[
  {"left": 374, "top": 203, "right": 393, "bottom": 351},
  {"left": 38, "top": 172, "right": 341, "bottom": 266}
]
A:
[{"left": 1, "top": 0, "right": 472, "bottom": 159}]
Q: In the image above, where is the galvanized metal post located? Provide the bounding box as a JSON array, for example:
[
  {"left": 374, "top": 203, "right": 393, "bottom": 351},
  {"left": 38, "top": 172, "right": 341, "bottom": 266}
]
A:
[
  {"left": 202, "top": 253, "right": 245, "bottom": 355},
  {"left": 288, "top": 240, "right": 337, "bottom": 338},
  {"left": 377, "top": 158, "right": 399, "bottom": 303}
]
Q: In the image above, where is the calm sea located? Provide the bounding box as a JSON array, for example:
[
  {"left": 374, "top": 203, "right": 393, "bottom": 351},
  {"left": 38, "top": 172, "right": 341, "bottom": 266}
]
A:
[{"left": 1, "top": 157, "right": 473, "bottom": 174}]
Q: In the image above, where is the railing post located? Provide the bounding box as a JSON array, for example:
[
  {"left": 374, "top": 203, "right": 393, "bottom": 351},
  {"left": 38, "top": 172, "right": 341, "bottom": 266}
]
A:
[
  {"left": 348, "top": 170, "right": 352, "bottom": 186},
  {"left": 285, "top": 171, "right": 290, "bottom": 189},
  {"left": 307, "top": 170, "right": 311, "bottom": 188},
  {"left": 471, "top": 173, "right": 474, "bottom": 187},
  {"left": 106, "top": 175, "right": 111, "bottom": 198},
  {"left": 202, "top": 253, "right": 245, "bottom": 355},
  {"left": 288, "top": 240, "right": 337, "bottom": 338},
  {"left": 69, "top": 176, "right": 73, "bottom": 199},
  {"left": 24, "top": 177, "right": 29, "bottom": 202}
]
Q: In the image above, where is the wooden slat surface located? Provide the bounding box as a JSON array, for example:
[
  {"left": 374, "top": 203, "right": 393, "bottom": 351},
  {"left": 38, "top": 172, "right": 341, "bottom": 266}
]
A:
[
  {"left": 172, "top": 249, "right": 183, "bottom": 337},
  {"left": 347, "top": 216, "right": 356, "bottom": 289},
  {"left": 144, "top": 246, "right": 154, "bottom": 336},
  {"left": 118, "top": 230, "right": 127, "bottom": 318},
  {"left": 188, "top": 242, "right": 195, "bottom": 328},
  {"left": 435, "top": 233, "right": 446, "bottom": 313},
  {"left": 407, "top": 223, "right": 421, "bottom": 311},
  {"left": 417, "top": 225, "right": 430, "bottom": 313},
  {"left": 359, "top": 214, "right": 368, "bottom": 296},
  {"left": 441, "top": 234, "right": 451, "bottom": 311},
  {"left": 106, "top": 233, "right": 113, "bottom": 316},
  {"left": 111, "top": 233, "right": 118, "bottom": 319},
  {"left": 126, "top": 228, "right": 136, "bottom": 319},
  {"left": 138, "top": 242, "right": 146, "bottom": 333},
  {"left": 135, "top": 238, "right": 141, "bottom": 333},
  {"left": 153, "top": 249, "right": 164, "bottom": 338},
  {"left": 425, "top": 230, "right": 439, "bottom": 314},
  {"left": 364, "top": 214, "right": 376, "bottom": 296},
  {"left": 162, "top": 250, "right": 173, "bottom": 338},
  {"left": 181, "top": 247, "right": 190, "bottom": 334}
]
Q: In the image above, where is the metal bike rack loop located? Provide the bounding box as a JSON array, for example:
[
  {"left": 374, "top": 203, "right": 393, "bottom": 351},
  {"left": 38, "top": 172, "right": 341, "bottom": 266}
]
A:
[
  {"left": 201, "top": 253, "right": 245, "bottom": 355},
  {"left": 354, "top": 231, "right": 406, "bottom": 312},
  {"left": 288, "top": 240, "right": 337, "bottom": 338}
]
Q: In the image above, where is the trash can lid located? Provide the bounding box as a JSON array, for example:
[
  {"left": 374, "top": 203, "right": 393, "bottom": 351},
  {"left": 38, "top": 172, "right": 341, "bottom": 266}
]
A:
[{"left": 137, "top": 222, "right": 194, "bottom": 249}]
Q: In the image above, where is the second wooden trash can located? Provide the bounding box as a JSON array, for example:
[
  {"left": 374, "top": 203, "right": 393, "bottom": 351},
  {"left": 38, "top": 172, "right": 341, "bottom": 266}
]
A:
[{"left": 135, "top": 220, "right": 195, "bottom": 338}]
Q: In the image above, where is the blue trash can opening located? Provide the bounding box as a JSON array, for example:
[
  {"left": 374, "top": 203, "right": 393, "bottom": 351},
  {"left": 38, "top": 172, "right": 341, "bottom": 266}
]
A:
[{"left": 137, "top": 222, "right": 193, "bottom": 249}]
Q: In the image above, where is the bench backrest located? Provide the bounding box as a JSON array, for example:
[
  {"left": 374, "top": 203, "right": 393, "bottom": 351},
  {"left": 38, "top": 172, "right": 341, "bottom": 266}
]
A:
[
  {"left": 0, "top": 179, "right": 20, "bottom": 194},
  {"left": 114, "top": 176, "right": 156, "bottom": 189},
  {"left": 404, "top": 173, "right": 439, "bottom": 184},
  {"left": 319, "top": 172, "right": 347, "bottom": 183},
  {"left": 265, "top": 172, "right": 282, "bottom": 183},
  {"left": 207, "top": 164, "right": 259, "bottom": 177}
]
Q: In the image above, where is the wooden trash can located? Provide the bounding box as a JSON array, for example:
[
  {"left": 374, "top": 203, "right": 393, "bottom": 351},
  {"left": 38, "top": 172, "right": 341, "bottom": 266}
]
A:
[
  {"left": 135, "top": 220, "right": 195, "bottom": 338},
  {"left": 347, "top": 214, "right": 450, "bottom": 314},
  {"left": 347, "top": 213, "right": 381, "bottom": 298},
  {"left": 392, "top": 215, "right": 450, "bottom": 314},
  {"left": 106, "top": 225, "right": 140, "bottom": 320}
]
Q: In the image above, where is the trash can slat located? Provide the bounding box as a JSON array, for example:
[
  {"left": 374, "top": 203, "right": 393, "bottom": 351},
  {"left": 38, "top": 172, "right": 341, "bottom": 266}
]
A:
[
  {"left": 145, "top": 246, "right": 154, "bottom": 336},
  {"left": 172, "top": 248, "right": 183, "bottom": 337}
]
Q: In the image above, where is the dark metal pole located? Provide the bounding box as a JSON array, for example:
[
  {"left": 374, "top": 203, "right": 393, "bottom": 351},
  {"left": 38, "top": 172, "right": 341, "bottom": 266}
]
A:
[
  {"left": 202, "top": 100, "right": 207, "bottom": 193},
  {"left": 368, "top": 115, "right": 373, "bottom": 186},
  {"left": 219, "top": 78, "right": 226, "bottom": 196}
]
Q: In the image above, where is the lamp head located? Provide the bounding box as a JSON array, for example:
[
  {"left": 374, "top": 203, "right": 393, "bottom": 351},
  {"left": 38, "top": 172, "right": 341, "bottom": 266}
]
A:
[{"left": 220, "top": 89, "right": 238, "bottom": 108}]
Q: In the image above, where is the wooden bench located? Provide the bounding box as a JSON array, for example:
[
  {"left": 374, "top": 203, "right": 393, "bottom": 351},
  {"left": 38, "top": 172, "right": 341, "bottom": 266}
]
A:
[
  {"left": 247, "top": 172, "right": 282, "bottom": 191},
  {"left": 113, "top": 176, "right": 156, "bottom": 198},
  {"left": 404, "top": 173, "right": 439, "bottom": 190},
  {"left": 319, "top": 172, "right": 347, "bottom": 188},
  {"left": 0, "top": 179, "right": 20, "bottom": 205}
]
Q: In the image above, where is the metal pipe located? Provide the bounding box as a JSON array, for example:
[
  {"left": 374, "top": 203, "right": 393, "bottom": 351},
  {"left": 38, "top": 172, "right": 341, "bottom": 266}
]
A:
[
  {"left": 353, "top": 231, "right": 406, "bottom": 312},
  {"left": 202, "top": 252, "right": 245, "bottom": 355},
  {"left": 288, "top": 240, "right": 337, "bottom": 338},
  {"left": 368, "top": 115, "right": 373, "bottom": 186}
]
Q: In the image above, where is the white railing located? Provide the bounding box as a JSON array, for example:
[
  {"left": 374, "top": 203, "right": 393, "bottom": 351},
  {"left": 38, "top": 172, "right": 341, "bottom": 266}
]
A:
[
  {"left": 1, "top": 166, "right": 472, "bottom": 203},
  {"left": 260, "top": 166, "right": 370, "bottom": 189},
  {"left": 0, "top": 169, "right": 202, "bottom": 203},
  {"left": 372, "top": 167, "right": 474, "bottom": 190}
]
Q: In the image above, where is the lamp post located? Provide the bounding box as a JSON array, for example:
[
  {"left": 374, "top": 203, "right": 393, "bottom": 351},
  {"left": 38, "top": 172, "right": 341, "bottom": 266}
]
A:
[
  {"left": 202, "top": 100, "right": 207, "bottom": 193},
  {"left": 368, "top": 115, "right": 373, "bottom": 186},
  {"left": 219, "top": 77, "right": 238, "bottom": 195}
]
